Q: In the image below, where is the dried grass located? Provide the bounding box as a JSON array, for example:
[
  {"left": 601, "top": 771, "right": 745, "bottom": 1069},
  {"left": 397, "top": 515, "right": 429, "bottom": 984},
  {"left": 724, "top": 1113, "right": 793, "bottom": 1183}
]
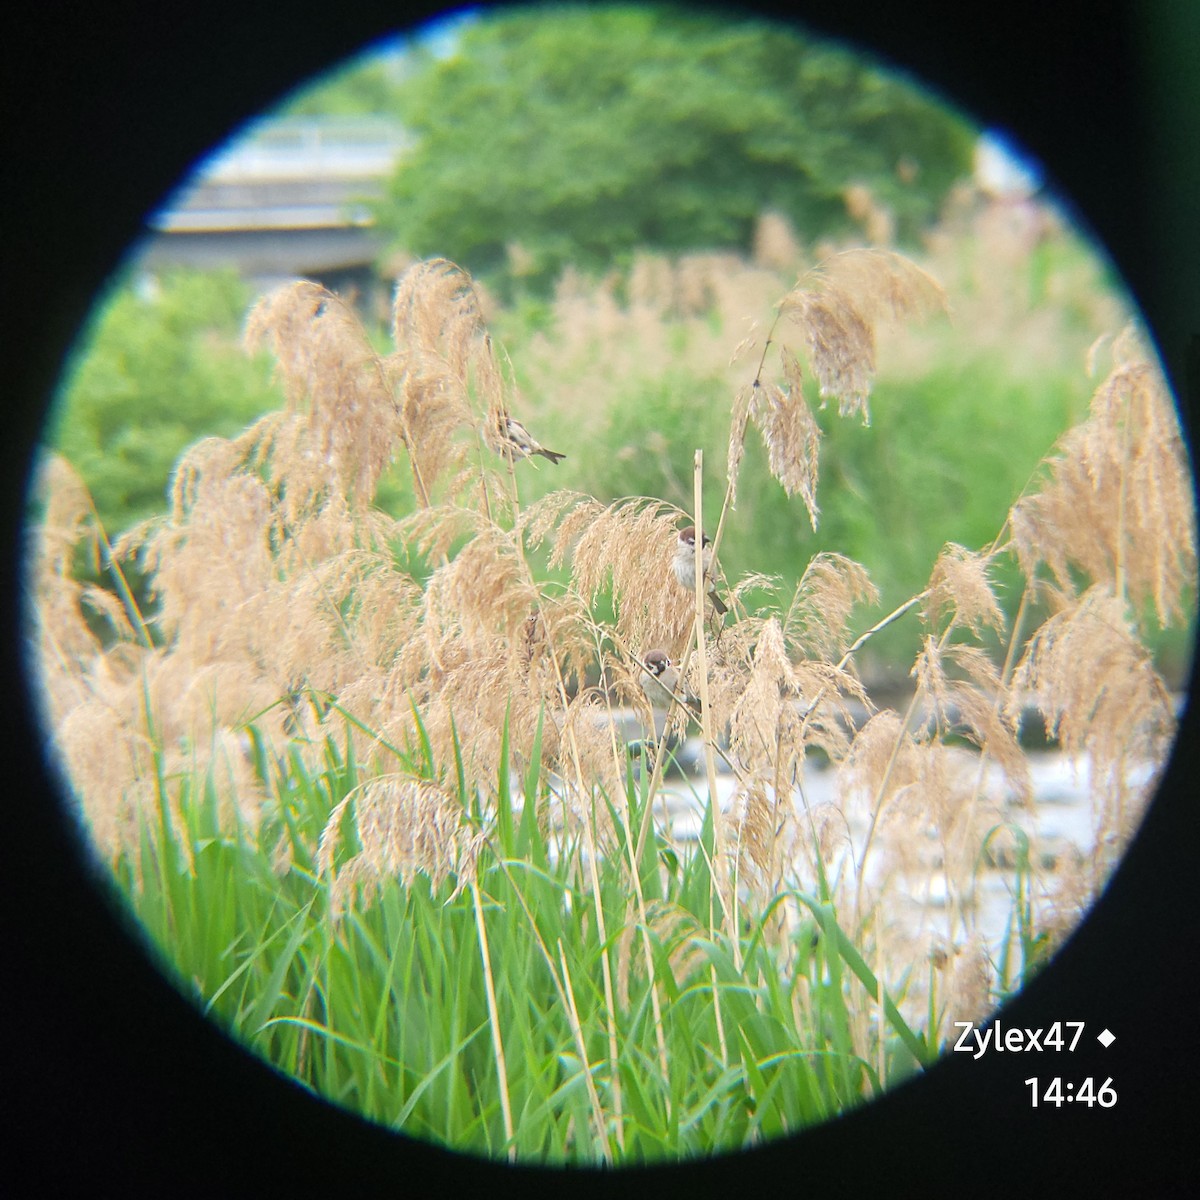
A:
[
  {"left": 1009, "top": 584, "right": 1174, "bottom": 850},
  {"left": 724, "top": 247, "right": 947, "bottom": 529},
  {"left": 28, "top": 238, "right": 1195, "bottom": 1051},
  {"left": 1010, "top": 327, "right": 1197, "bottom": 629},
  {"left": 321, "top": 775, "right": 485, "bottom": 918},
  {"left": 778, "top": 249, "right": 947, "bottom": 423}
]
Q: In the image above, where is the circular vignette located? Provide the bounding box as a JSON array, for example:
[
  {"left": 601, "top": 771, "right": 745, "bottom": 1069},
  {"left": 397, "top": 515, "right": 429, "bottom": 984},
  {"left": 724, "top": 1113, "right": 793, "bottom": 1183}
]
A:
[{"left": 6, "top": 1, "right": 1198, "bottom": 1194}]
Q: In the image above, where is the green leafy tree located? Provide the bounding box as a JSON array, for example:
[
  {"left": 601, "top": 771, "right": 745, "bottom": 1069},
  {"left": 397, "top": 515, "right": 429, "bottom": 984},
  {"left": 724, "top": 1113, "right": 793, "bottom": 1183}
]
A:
[
  {"left": 374, "top": 6, "right": 974, "bottom": 288},
  {"left": 280, "top": 50, "right": 408, "bottom": 118},
  {"left": 49, "top": 267, "right": 282, "bottom": 536}
]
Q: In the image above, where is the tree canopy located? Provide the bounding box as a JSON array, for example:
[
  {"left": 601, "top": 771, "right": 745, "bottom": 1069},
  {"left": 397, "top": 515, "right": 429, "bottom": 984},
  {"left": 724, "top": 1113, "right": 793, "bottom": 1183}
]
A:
[
  {"left": 373, "top": 6, "right": 975, "bottom": 288},
  {"left": 49, "top": 268, "right": 281, "bottom": 535}
]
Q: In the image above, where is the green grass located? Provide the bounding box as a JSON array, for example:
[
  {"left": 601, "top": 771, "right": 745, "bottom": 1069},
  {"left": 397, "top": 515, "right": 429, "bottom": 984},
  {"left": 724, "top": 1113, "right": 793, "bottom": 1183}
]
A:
[{"left": 110, "top": 720, "right": 936, "bottom": 1165}]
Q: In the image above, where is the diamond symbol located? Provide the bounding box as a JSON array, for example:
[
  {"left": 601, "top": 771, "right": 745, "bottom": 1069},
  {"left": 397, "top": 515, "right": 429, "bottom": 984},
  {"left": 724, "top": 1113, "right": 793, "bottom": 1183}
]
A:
[{"left": 1097, "top": 1028, "right": 1116, "bottom": 1047}]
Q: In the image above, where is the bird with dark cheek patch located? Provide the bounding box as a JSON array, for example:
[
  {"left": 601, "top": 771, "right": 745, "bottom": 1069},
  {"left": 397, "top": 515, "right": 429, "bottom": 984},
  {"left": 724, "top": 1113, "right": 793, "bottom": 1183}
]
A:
[
  {"left": 673, "top": 525, "right": 728, "bottom": 614},
  {"left": 639, "top": 649, "right": 680, "bottom": 707}
]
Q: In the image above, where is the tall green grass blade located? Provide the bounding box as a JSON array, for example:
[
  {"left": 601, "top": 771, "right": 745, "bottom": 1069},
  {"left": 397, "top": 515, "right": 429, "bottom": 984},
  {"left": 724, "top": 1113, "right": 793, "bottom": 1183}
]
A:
[
  {"left": 519, "top": 707, "right": 546, "bottom": 868},
  {"left": 244, "top": 899, "right": 317, "bottom": 1043},
  {"left": 796, "top": 893, "right": 933, "bottom": 1068}
]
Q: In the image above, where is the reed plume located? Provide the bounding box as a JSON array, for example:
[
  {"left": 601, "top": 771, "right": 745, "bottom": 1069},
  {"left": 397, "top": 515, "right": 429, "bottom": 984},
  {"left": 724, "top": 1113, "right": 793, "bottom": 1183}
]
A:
[
  {"left": 727, "top": 248, "right": 947, "bottom": 527},
  {"left": 1010, "top": 327, "right": 1196, "bottom": 629},
  {"left": 28, "top": 240, "right": 1195, "bottom": 1075}
]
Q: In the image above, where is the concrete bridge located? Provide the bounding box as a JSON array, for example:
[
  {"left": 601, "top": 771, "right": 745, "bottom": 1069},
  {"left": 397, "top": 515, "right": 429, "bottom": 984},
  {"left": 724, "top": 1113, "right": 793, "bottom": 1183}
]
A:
[{"left": 134, "top": 116, "right": 410, "bottom": 305}]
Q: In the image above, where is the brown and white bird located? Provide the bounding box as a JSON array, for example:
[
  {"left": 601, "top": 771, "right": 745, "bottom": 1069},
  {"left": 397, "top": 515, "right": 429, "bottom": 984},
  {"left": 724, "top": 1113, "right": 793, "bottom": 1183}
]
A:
[
  {"left": 639, "top": 649, "right": 681, "bottom": 707},
  {"left": 673, "top": 525, "right": 728, "bottom": 614},
  {"left": 496, "top": 413, "right": 566, "bottom": 465}
]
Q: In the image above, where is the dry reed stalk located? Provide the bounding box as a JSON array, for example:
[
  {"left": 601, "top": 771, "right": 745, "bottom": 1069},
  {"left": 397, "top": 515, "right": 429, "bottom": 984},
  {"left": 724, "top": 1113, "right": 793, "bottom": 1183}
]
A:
[
  {"left": 32, "top": 458, "right": 287, "bottom": 861},
  {"left": 941, "top": 935, "right": 994, "bottom": 1032},
  {"left": 454, "top": 453, "right": 640, "bottom": 1132},
  {"left": 389, "top": 258, "right": 497, "bottom": 507},
  {"left": 690, "top": 452, "right": 736, "bottom": 951},
  {"left": 564, "top": 760, "right": 628, "bottom": 1138},
  {"left": 557, "top": 940, "right": 616, "bottom": 1159},
  {"left": 1010, "top": 327, "right": 1196, "bottom": 629},
  {"left": 583, "top": 636, "right": 674, "bottom": 1096},
  {"left": 481, "top": 838, "right": 630, "bottom": 1143},
  {"left": 318, "top": 775, "right": 484, "bottom": 918},
  {"left": 544, "top": 494, "right": 696, "bottom": 660},
  {"left": 844, "top": 540, "right": 1026, "bottom": 938},
  {"left": 1003, "top": 332, "right": 1193, "bottom": 867},
  {"left": 691, "top": 451, "right": 744, "bottom": 1060},
  {"left": 630, "top": 629, "right": 701, "bottom": 870},
  {"left": 472, "top": 879, "right": 515, "bottom": 1161},
  {"left": 520, "top": 249, "right": 785, "bottom": 468},
  {"left": 480, "top": 525, "right": 634, "bottom": 1137},
  {"left": 722, "top": 247, "right": 948, "bottom": 531},
  {"left": 245, "top": 283, "right": 402, "bottom": 509},
  {"left": 1010, "top": 585, "right": 1175, "bottom": 852},
  {"left": 31, "top": 238, "right": 1196, "bottom": 1081}
]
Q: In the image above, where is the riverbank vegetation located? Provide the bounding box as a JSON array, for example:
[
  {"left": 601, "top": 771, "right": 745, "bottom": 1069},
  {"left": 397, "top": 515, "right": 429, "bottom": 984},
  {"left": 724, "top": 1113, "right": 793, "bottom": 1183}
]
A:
[{"left": 30, "top": 229, "right": 1195, "bottom": 1161}]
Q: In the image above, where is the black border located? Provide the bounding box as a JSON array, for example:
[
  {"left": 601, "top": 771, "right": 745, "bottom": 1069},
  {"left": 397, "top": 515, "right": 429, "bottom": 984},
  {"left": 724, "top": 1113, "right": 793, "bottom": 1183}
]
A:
[{"left": 5, "top": 2, "right": 1197, "bottom": 1195}]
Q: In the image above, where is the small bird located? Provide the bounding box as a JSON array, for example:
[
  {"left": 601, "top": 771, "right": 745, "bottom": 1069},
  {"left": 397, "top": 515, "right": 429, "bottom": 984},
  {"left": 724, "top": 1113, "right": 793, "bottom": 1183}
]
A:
[
  {"left": 639, "top": 649, "right": 681, "bottom": 707},
  {"left": 496, "top": 413, "right": 566, "bottom": 465},
  {"left": 673, "top": 525, "right": 728, "bottom": 614}
]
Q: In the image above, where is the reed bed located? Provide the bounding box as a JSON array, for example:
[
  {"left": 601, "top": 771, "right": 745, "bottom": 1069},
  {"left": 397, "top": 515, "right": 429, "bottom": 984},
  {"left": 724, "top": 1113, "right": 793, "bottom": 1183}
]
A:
[{"left": 27, "top": 234, "right": 1196, "bottom": 1163}]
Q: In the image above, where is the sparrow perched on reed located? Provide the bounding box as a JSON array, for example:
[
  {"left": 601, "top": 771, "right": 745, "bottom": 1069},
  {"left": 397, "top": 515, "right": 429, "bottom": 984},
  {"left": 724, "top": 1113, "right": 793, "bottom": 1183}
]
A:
[
  {"left": 639, "top": 649, "right": 681, "bottom": 707},
  {"left": 673, "top": 526, "right": 728, "bottom": 614},
  {"left": 496, "top": 414, "right": 566, "bottom": 464}
]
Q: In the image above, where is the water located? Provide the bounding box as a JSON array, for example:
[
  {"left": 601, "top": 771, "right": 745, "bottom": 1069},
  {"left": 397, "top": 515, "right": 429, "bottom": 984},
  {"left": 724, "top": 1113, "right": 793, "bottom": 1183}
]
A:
[
  {"left": 612, "top": 728, "right": 1150, "bottom": 956},
  {"left": 529, "top": 701, "right": 1160, "bottom": 989}
]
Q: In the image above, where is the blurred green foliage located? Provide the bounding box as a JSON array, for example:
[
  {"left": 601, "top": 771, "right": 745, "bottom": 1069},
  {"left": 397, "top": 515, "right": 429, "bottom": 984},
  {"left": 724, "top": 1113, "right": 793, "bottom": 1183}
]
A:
[
  {"left": 48, "top": 268, "right": 282, "bottom": 535},
  {"left": 279, "top": 53, "right": 405, "bottom": 118},
  {"left": 45, "top": 10, "right": 1190, "bottom": 681},
  {"left": 536, "top": 355, "right": 1090, "bottom": 665},
  {"left": 374, "top": 6, "right": 974, "bottom": 290}
]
